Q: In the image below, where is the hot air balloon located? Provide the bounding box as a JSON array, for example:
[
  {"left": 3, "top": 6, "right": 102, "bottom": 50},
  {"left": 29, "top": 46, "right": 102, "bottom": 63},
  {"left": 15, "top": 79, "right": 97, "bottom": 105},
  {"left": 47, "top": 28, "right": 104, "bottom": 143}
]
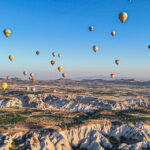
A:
[
  {"left": 30, "top": 73, "right": 34, "bottom": 77},
  {"left": 118, "top": 12, "right": 128, "bottom": 23},
  {"left": 58, "top": 53, "right": 61, "bottom": 58},
  {"left": 115, "top": 60, "right": 120, "bottom": 65},
  {"left": 31, "top": 77, "right": 35, "bottom": 82},
  {"left": 26, "top": 87, "right": 30, "bottom": 91},
  {"left": 52, "top": 52, "right": 56, "bottom": 57},
  {"left": 58, "top": 66, "right": 63, "bottom": 72},
  {"left": 31, "top": 87, "right": 36, "bottom": 92},
  {"left": 111, "top": 31, "right": 115, "bottom": 37},
  {"left": 7, "top": 76, "right": 10, "bottom": 80},
  {"left": 62, "top": 73, "right": 66, "bottom": 78},
  {"left": 9, "top": 55, "right": 14, "bottom": 61},
  {"left": 53, "top": 89, "right": 56, "bottom": 93},
  {"left": 29, "top": 77, "right": 32, "bottom": 81},
  {"left": 89, "top": 26, "right": 93, "bottom": 31},
  {"left": 36, "top": 51, "right": 40, "bottom": 55},
  {"left": 51, "top": 60, "right": 55, "bottom": 66},
  {"left": 1, "top": 83, "right": 7, "bottom": 90},
  {"left": 148, "top": 45, "right": 150, "bottom": 49},
  {"left": 3, "top": 29, "right": 11, "bottom": 38},
  {"left": 93, "top": 45, "right": 98, "bottom": 52},
  {"left": 110, "top": 74, "right": 115, "bottom": 79},
  {"left": 23, "top": 71, "right": 27, "bottom": 76},
  {"left": 129, "top": 0, "right": 131, "bottom": 2}
]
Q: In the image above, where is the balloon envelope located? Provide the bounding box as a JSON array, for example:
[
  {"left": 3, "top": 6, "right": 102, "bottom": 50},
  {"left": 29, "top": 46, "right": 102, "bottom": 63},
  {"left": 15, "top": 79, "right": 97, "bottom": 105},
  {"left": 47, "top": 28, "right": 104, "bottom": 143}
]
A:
[
  {"left": 9, "top": 55, "right": 14, "bottom": 61},
  {"left": 3, "top": 29, "right": 11, "bottom": 38},
  {"left": 110, "top": 74, "right": 115, "bottom": 79},
  {"left": 52, "top": 52, "right": 56, "bottom": 57},
  {"left": 1, "top": 83, "right": 7, "bottom": 90},
  {"left": 7, "top": 76, "right": 10, "bottom": 80},
  {"left": 115, "top": 60, "right": 120, "bottom": 65},
  {"left": 51, "top": 60, "right": 55, "bottom": 66},
  {"left": 58, "top": 66, "right": 63, "bottom": 72},
  {"left": 118, "top": 12, "right": 128, "bottom": 23},
  {"left": 36, "top": 51, "right": 40, "bottom": 55},
  {"left": 111, "top": 31, "right": 115, "bottom": 37},
  {"left": 89, "top": 26, "right": 93, "bottom": 31},
  {"left": 93, "top": 45, "right": 98, "bottom": 52},
  {"left": 30, "top": 73, "right": 34, "bottom": 77},
  {"left": 23, "top": 71, "right": 27, "bottom": 76},
  {"left": 58, "top": 53, "right": 61, "bottom": 58},
  {"left": 62, "top": 73, "right": 66, "bottom": 78}
]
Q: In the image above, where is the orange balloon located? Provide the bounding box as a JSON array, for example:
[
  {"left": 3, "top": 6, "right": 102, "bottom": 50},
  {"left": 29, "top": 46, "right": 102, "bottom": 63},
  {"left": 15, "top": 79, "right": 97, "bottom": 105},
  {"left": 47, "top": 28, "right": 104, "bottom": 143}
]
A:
[
  {"left": 7, "top": 76, "right": 10, "bottom": 80},
  {"left": 110, "top": 74, "right": 115, "bottom": 79},
  {"left": 31, "top": 77, "right": 35, "bottom": 82},
  {"left": 58, "top": 53, "right": 61, "bottom": 58},
  {"left": 52, "top": 52, "right": 56, "bottom": 57},
  {"left": 62, "top": 73, "right": 66, "bottom": 78},
  {"left": 51, "top": 60, "right": 55, "bottom": 66},
  {"left": 115, "top": 60, "right": 120, "bottom": 65},
  {"left": 89, "top": 26, "right": 93, "bottom": 31},
  {"left": 111, "top": 31, "right": 115, "bottom": 37},
  {"left": 93, "top": 45, "right": 98, "bottom": 52}
]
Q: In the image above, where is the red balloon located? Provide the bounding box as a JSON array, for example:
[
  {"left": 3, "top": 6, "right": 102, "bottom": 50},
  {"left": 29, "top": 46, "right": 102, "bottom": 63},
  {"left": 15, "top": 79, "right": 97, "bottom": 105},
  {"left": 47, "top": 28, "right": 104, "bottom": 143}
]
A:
[{"left": 36, "top": 51, "right": 40, "bottom": 55}]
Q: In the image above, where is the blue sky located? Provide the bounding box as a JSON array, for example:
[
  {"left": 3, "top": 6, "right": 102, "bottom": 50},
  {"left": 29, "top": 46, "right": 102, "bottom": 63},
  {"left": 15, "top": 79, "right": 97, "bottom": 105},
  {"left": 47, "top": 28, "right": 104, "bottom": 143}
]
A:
[{"left": 0, "top": 0, "right": 150, "bottom": 80}]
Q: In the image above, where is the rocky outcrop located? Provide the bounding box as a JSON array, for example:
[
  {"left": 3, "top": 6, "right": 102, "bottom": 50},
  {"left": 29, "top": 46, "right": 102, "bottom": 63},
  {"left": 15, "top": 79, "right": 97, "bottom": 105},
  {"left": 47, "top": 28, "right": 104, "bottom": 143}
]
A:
[
  {"left": 0, "top": 122, "right": 149, "bottom": 150},
  {"left": 0, "top": 94, "right": 149, "bottom": 112}
]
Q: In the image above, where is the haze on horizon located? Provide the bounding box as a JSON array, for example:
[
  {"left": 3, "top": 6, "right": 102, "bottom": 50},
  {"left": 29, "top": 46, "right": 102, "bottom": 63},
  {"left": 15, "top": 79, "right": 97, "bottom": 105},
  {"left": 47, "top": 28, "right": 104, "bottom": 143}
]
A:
[{"left": 0, "top": 0, "right": 150, "bottom": 80}]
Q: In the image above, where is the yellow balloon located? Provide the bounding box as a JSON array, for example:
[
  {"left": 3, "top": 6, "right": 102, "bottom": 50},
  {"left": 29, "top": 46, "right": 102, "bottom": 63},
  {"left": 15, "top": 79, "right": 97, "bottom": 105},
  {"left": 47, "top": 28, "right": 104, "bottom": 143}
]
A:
[
  {"left": 118, "top": 12, "right": 128, "bottom": 23},
  {"left": 3, "top": 29, "right": 11, "bottom": 38},
  {"left": 9, "top": 55, "right": 14, "bottom": 61},
  {"left": 58, "top": 66, "right": 63, "bottom": 72},
  {"left": 1, "top": 83, "right": 7, "bottom": 90}
]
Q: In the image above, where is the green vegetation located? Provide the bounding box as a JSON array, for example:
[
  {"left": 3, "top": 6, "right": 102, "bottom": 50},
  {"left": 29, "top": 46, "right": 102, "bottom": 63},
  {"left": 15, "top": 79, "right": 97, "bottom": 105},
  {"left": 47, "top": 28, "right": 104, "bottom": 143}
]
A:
[{"left": 0, "top": 113, "right": 26, "bottom": 124}]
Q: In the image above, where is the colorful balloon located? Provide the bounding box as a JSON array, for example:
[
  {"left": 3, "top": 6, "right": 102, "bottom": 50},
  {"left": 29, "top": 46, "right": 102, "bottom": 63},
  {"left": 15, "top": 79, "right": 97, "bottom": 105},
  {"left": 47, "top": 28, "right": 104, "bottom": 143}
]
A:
[
  {"left": 111, "top": 31, "right": 115, "bottom": 37},
  {"left": 23, "top": 71, "right": 27, "bottom": 76},
  {"left": 30, "top": 73, "right": 34, "bottom": 77},
  {"left": 52, "top": 52, "right": 56, "bottom": 57},
  {"left": 115, "top": 60, "right": 120, "bottom": 65},
  {"left": 58, "top": 53, "right": 61, "bottom": 58},
  {"left": 110, "top": 74, "right": 115, "bottom": 79},
  {"left": 3, "top": 29, "right": 11, "bottom": 38},
  {"left": 9, "top": 55, "right": 14, "bottom": 61},
  {"left": 51, "top": 60, "right": 55, "bottom": 66},
  {"left": 93, "top": 45, "right": 98, "bottom": 52},
  {"left": 1, "top": 83, "right": 7, "bottom": 90},
  {"left": 31, "top": 87, "right": 36, "bottom": 92},
  {"left": 36, "top": 51, "right": 40, "bottom": 55},
  {"left": 31, "top": 77, "right": 35, "bottom": 82},
  {"left": 53, "top": 89, "right": 56, "bottom": 93},
  {"left": 26, "top": 87, "right": 30, "bottom": 91},
  {"left": 58, "top": 66, "right": 63, "bottom": 72},
  {"left": 7, "top": 76, "right": 10, "bottom": 80},
  {"left": 62, "top": 73, "right": 66, "bottom": 78},
  {"left": 118, "top": 12, "right": 128, "bottom": 23},
  {"left": 89, "top": 26, "right": 93, "bottom": 31}
]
